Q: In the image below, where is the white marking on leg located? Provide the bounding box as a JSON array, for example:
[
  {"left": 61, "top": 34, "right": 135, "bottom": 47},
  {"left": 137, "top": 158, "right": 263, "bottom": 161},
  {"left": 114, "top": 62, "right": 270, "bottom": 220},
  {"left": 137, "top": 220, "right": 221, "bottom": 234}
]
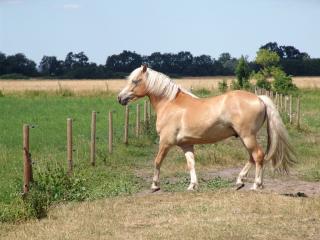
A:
[
  {"left": 236, "top": 161, "right": 253, "bottom": 185},
  {"left": 251, "top": 163, "right": 263, "bottom": 190},
  {"left": 184, "top": 149, "right": 198, "bottom": 190}
]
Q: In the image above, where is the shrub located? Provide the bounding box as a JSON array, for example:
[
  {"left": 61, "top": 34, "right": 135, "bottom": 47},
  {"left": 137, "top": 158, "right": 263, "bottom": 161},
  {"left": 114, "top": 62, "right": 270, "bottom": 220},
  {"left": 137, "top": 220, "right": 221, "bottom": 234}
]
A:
[
  {"left": 235, "top": 56, "right": 250, "bottom": 88},
  {"left": 230, "top": 80, "right": 241, "bottom": 90},
  {"left": 218, "top": 80, "right": 228, "bottom": 93},
  {"left": 271, "top": 68, "right": 298, "bottom": 94},
  {"left": 254, "top": 72, "right": 271, "bottom": 90}
]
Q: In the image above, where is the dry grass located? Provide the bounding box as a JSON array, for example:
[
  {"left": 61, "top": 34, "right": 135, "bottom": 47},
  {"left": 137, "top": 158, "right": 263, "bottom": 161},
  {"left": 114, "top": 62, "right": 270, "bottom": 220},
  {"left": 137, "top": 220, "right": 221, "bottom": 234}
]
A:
[
  {"left": 2, "top": 191, "right": 320, "bottom": 240},
  {"left": 0, "top": 76, "right": 319, "bottom": 93}
]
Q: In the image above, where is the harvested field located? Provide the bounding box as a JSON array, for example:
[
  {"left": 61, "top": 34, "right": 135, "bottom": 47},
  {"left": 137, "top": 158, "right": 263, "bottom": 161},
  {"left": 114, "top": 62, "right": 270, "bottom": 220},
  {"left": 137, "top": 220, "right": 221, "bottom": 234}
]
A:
[{"left": 0, "top": 76, "right": 319, "bottom": 93}]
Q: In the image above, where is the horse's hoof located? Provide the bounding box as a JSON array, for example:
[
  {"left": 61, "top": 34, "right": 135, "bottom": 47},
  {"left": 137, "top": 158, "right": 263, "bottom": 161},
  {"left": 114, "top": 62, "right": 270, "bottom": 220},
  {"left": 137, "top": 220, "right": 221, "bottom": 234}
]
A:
[
  {"left": 187, "top": 183, "right": 198, "bottom": 191},
  {"left": 151, "top": 187, "right": 160, "bottom": 193},
  {"left": 250, "top": 183, "right": 263, "bottom": 191},
  {"left": 235, "top": 183, "right": 245, "bottom": 191}
]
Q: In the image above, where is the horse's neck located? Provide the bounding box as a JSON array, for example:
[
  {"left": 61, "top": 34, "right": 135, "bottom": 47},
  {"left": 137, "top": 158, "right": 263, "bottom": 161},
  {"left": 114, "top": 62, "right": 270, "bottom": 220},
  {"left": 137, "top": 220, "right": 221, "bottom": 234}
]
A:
[
  {"left": 148, "top": 94, "right": 168, "bottom": 114},
  {"left": 148, "top": 90, "right": 194, "bottom": 114}
]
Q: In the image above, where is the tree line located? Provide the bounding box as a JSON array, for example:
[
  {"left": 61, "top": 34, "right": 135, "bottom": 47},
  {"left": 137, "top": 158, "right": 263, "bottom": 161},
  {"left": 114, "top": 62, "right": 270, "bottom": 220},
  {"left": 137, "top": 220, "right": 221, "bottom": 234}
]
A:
[{"left": 0, "top": 42, "right": 319, "bottom": 79}]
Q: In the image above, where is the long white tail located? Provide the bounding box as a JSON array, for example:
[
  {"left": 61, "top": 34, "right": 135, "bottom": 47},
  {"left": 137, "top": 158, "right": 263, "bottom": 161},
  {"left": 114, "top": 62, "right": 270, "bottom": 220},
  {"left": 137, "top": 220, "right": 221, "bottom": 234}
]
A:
[{"left": 258, "top": 95, "right": 296, "bottom": 173}]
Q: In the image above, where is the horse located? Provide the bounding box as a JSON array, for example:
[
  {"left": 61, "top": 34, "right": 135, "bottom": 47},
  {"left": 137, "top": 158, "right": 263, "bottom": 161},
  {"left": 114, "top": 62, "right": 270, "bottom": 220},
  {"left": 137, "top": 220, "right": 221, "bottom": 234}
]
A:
[{"left": 117, "top": 65, "right": 296, "bottom": 191}]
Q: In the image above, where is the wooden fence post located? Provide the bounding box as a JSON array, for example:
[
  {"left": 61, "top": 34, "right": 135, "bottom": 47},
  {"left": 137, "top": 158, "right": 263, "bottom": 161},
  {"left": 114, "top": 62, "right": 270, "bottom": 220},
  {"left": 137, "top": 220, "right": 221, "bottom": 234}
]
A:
[
  {"left": 148, "top": 100, "right": 152, "bottom": 121},
  {"left": 297, "top": 97, "right": 301, "bottom": 129},
  {"left": 67, "top": 118, "right": 73, "bottom": 174},
  {"left": 90, "top": 111, "right": 96, "bottom": 166},
  {"left": 289, "top": 95, "right": 293, "bottom": 124},
  {"left": 136, "top": 104, "right": 140, "bottom": 137},
  {"left": 144, "top": 100, "right": 148, "bottom": 124},
  {"left": 108, "top": 111, "right": 113, "bottom": 154},
  {"left": 23, "top": 124, "right": 32, "bottom": 194},
  {"left": 124, "top": 105, "right": 129, "bottom": 144},
  {"left": 144, "top": 100, "right": 149, "bottom": 131},
  {"left": 284, "top": 95, "right": 287, "bottom": 113}
]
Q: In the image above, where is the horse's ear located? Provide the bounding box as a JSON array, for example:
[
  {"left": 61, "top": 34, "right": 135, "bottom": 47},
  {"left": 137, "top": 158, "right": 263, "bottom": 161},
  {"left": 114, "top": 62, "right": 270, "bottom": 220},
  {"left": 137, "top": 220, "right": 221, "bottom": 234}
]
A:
[{"left": 142, "top": 64, "right": 148, "bottom": 73}]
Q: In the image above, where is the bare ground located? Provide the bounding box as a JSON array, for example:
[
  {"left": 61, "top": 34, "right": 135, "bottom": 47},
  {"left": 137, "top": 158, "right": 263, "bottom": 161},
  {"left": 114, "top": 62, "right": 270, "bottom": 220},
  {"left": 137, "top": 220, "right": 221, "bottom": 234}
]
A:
[
  {"left": 135, "top": 166, "right": 320, "bottom": 197},
  {"left": 203, "top": 167, "right": 320, "bottom": 197}
]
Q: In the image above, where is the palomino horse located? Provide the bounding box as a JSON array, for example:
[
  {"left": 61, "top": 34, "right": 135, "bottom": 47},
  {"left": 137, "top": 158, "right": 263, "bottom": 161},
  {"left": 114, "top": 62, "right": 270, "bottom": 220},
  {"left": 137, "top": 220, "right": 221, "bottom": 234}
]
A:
[{"left": 118, "top": 65, "right": 295, "bottom": 191}]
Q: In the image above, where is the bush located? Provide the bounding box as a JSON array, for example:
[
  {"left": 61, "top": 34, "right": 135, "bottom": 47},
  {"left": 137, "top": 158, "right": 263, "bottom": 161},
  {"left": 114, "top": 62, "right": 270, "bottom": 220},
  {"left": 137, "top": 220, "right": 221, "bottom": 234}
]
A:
[
  {"left": 254, "top": 72, "right": 271, "bottom": 90},
  {"left": 271, "top": 68, "right": 298, "bottom": 94},
  {"left": 230, "top": 80, "right": 241, "bottom": 90},
  {"left": 218, "top": 80, "right": 228, "bottom": 93},
  {"left": 235, "top": 56, "right": 250, "bottom": 88}
]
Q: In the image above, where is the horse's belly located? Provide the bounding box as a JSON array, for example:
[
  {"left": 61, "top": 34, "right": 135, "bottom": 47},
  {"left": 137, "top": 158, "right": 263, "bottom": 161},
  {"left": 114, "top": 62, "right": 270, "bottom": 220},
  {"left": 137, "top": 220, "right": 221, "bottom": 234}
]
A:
[{"left": 176, "top": 123, "right": 235, "bottom": 145}]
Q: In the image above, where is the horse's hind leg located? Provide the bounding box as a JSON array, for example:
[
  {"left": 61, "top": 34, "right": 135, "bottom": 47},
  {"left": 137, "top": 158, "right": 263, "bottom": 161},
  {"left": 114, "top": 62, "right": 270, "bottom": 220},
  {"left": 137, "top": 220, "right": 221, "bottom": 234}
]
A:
[
  {"left": 181, "top": 145, "right": 198, "bottom": 191},
  {"left": 241, "top": 136, "right": 265, "bottom": 190}
]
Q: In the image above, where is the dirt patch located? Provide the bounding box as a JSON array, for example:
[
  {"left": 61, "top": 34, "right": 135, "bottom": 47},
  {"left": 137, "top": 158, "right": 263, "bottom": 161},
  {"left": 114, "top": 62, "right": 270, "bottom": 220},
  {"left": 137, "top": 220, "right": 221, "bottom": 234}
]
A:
[
  {"left": 135, "top": 167, "right": 320, "bottom": 197},
  {"left": 202, "top": 167, "right": 320, "bottom": 197}
]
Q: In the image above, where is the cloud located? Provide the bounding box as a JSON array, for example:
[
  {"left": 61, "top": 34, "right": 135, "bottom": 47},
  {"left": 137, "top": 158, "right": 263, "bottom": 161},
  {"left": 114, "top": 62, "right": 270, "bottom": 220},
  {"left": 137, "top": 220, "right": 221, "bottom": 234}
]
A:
[{"left": 63, "top": 3, "right": 80, "bottom": 10}]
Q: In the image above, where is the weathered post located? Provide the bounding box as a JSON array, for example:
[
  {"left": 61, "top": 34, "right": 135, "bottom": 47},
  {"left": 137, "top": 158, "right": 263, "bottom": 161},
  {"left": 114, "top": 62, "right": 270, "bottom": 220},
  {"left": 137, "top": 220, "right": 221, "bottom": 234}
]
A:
[
  {"left": 297, "top": 96, "right": 301, "bottom": 129},
  {"left": 23, "top": 124, "right": 32, "bottom": 194},
  {"left": 136, "top": 104, "right": 140, "bottom": 137},
  {"left": 90, "top": 111, "right": 96, "bottom": 166},
  {"left": 148, "top": 100, "right": 152, "bottom": 121},
  {"left": 108, "top": 111, "right": 113, "bottom": 154},
  {"left": 144, "top": 100, "right": 149, "bottom": 132},
  {"left": 124, "top": 105, "right": 129, "bottom": 144},
  {"left": 67, "top": 118, "right": 73, "bottom": 174},
  {"left": 284, "top": 95, "right": 287, "bottom": 113},
  {"left": 289, "top": 95, "right": 293, "bottom": 124}
]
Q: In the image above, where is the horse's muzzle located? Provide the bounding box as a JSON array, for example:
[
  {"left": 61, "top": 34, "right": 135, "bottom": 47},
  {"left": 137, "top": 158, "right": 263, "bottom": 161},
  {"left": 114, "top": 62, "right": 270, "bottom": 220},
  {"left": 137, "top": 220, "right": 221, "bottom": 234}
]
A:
[{"left": 117, "top": 95, "right": 129, "bottom": 105}]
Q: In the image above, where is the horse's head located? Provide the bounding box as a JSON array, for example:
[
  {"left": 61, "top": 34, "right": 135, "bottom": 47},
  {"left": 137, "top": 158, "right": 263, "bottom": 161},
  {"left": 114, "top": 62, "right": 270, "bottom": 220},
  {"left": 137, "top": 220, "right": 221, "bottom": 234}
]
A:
[{"left": 117, "top": 65, "right": 148, "bottom": 105}]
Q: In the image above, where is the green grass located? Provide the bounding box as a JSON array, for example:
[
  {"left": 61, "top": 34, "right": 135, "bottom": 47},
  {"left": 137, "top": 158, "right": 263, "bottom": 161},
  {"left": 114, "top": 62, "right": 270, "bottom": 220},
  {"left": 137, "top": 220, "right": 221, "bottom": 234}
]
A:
[{"left": 0, "top": 89, "right": 320, "bottom": 222}]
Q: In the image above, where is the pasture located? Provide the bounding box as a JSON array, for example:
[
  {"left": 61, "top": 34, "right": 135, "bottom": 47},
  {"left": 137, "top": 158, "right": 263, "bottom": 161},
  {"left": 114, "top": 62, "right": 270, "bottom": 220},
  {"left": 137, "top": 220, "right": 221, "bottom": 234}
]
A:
[{"left": 0, "top": 85, "right": 320, "bottom": 239}]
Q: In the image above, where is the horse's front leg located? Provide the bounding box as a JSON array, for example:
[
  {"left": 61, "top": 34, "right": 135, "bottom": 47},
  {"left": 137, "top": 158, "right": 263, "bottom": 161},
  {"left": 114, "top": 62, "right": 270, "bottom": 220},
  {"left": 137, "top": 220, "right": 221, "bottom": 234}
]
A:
[
  {"left": 181, "top": 145, "right": 198, "bottom": 191},
  {"left": 151, "top": 143, "right": 171, "bottom": 192}
]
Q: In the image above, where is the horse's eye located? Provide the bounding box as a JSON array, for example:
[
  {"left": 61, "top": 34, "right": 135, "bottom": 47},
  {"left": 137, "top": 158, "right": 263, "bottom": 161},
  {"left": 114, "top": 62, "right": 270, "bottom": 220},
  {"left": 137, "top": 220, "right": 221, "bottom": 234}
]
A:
[{"left": 132, "top": 79, "right": 141, "bottom": 85}]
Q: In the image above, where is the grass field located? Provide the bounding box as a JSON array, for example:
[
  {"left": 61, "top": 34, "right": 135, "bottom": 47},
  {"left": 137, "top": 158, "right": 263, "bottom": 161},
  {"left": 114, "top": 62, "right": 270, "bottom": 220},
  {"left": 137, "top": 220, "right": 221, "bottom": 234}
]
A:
[
  {"left": 0, "top": 88, "right": 320, "bottom": 239},
  {"left": 0, "top": 76, "right": 320, "bottom": 93}
]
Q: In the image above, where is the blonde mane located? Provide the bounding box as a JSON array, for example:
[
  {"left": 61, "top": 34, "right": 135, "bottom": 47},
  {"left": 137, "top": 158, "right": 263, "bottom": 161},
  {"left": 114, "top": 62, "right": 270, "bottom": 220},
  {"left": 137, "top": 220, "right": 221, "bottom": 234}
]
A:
[{"left": 128, "top": 67, "right": 198, "bottom": 100}]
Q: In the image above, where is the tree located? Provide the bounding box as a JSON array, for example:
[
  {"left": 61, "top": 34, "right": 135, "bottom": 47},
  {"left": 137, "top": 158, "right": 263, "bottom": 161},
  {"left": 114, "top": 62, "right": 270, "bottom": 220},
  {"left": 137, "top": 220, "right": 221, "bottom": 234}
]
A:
[
  {"left": 256, "top": 49, "right": 280, "bottom": 68},
  {"left": 39, "top": 56, "right": 64, "bottom": 76},
  {"left": 106, "top": 50, "right": 142, "bottom": 73},
  {"left": 4, "top": 53, "right": 37, "bottom": 76},
  {"left": 260, "top": 42, "right": 284, "bottom": 58},
  {"left": 235, "top": 56, "right": 250, "bottom": 88},
  {"left": 218, "top": 52, "right": 231, "bottom": 65},
  {"left": 0, "top": 52, "right": 6, "bottom": 75}
]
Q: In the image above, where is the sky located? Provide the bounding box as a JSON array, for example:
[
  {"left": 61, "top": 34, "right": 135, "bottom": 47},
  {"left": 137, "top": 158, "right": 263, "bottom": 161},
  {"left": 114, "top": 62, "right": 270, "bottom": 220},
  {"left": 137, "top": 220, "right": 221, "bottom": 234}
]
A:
[{"left": 0, "top": 0, "right": 319, "bottom": 64}]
